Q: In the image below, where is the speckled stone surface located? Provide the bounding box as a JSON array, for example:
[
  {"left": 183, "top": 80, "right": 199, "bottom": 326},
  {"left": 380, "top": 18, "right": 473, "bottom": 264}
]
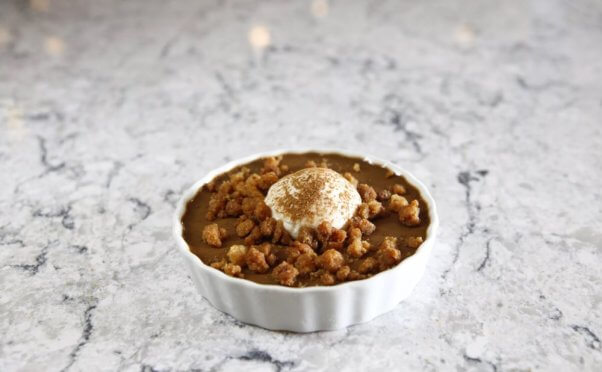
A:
[{"left": 1, "top": 0, "right": 601, "bottom": 371}]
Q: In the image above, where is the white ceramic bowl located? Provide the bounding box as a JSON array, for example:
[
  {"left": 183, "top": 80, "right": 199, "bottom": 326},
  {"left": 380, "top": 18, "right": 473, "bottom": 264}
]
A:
[{"left": 173, "top": 149, "right": 439, "bottom": 332}]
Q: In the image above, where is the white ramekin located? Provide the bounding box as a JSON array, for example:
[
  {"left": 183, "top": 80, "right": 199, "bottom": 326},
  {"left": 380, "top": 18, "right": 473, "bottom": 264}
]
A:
[{"left": 172, "top": 149, "right": 439, "bottom": 332}]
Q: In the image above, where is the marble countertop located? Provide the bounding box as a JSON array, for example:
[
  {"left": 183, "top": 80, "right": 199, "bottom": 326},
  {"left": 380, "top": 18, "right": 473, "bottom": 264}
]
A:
[{"left": 1, "top": 0, "right": 601, "bottom": 370}]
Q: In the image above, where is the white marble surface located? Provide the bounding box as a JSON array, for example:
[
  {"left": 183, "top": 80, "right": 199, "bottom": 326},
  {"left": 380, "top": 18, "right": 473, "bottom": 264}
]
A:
[{"left": 1, "top": 0, "right": 601, "bottom": 370}]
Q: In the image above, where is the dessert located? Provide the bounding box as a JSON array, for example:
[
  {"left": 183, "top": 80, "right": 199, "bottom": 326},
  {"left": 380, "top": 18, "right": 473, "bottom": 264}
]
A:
[{"left": 181, "top": 152, "right": 430, "bottom": 287}]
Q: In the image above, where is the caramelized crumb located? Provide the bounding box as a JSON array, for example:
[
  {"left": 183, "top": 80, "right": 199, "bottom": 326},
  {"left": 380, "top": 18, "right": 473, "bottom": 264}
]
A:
[
  {"left": 327, "top": 229, "right": 347, "bottom": 250},
  {"left": 262, "top": 156, "right": 282, "bottom": 175},
  {"left": 389, "top": 194, "right": 409, "bottom": 212},
  {"left": 336, "top": 265, "right": 351, "bottom": 281},
  {"left": 297, "top": 226, "right": 317, "bottom": 249},
  {"left": 292, "top": 241, "right": 315, "bottom": 255},
  {"left": 258, "top": 172, "right": 279, "bottom": 190},
  {"left": 255, "top": 242, "right": 272, "bottom": 257},
  {"left": 246, "top": 247, "right": 269, "bottom": 273},
  {"left": 210, "top": 259, "right": 226, "bottom": 270},
  {"left": 223, "top": 263, "right": 243, "bottom": 277},
  {"left": 225, "top": 199, "right": 242, "bottom": 216},
  {"left": 235, "top": 219, "right": 255, "bottom": 237},
  {"left": 391, "top": 184, "right": 406, "bottom": 195},
  {"left": 295, "top": 253, "right": 317, "bottom": 275},
  {"left": 353, "top": 163, "right": 361, "bottom": 172},
  {"left": 227, "top": 244, "right": 248, "bottom": 266},
  {"left": 267, "top": 253, "right": 278, "bottom": 266},
  {"left": 254, "top": 200, "right": 272, "bottom": 221},
  {"left": 367, "top": 200, "right": 384, "bottom": 218},
  {"left": 318, "top": 249, "right": 344, "bottom": 272},
  {"left": 319, "top": 271, "right": 336, "bottom": 285},
  {"left": 241, "top": 197, "right": 260, "bottom": 217},
  {"left": 259, "top": 217, "right": 277, "bottom": 237},
  {"left": 358, "top": 257, "right": 377, "bottom": 274},
  {"left": 202, "top": 223, "right": 223, "bottom": 247},
  {"left": 357, "top": 184, "right": 377, "bottom": 202},
  {"left": 273, "top": 261, "right": 298, "bottom": 286},
  {"left": 378, "top": 189, "right": 392, "bottom": 201},
  {"left": 305, "top": 160, "right": 317, "bottom": 168},
  {"left": 376, "top": 237, "right": 402, "bottom": 270},
  {"left": 407, "top": 236, "right": 424, "bottom": 249},
  {"left": 316, "top": 221, "right": 333, "bottom": 243},
  {"left": 347, "top": 238, "right": 367, "bottom": 258},
  {"left": 244, "top": 226, "right": 263, "bottom": 245},
  {"left": 348, "top": 227, "right": 362, "bottom": 240},
  {"left": 351, "top": 217, "right": 376, "bottom": 235},
  {"left": 399, "top": 199, "right": 420, "bottom": 226},
  {"left": 356, "top": 203, "right": 370, "bottom": 219}
]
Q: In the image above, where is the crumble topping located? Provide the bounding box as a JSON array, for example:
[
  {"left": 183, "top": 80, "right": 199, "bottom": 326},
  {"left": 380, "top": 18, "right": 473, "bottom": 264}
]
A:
[{"left": 186, "top": 154, "right": 428, "bottom": 287}]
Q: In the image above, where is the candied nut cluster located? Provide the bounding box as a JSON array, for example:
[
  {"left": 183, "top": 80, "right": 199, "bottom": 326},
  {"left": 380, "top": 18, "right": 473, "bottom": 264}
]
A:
[{"left": 194, "top": 155, "right": 427, "bottom": 287}]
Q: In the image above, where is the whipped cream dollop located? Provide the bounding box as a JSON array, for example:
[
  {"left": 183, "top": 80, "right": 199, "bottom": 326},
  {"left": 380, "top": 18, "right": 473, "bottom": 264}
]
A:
[{"left": 265, "top": 167, "right": 362, "bottom": 238}]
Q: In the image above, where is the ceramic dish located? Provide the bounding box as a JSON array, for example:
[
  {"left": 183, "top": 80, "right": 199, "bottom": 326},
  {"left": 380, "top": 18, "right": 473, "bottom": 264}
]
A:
[{"left": 172, "top": 149, "right": 439, "bottom": 332}]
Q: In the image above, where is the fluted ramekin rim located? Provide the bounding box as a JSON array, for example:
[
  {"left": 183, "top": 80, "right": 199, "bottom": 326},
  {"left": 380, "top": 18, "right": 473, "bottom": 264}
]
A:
[{"left": 172, "top": 148, "right": 439, "bottom": 293}]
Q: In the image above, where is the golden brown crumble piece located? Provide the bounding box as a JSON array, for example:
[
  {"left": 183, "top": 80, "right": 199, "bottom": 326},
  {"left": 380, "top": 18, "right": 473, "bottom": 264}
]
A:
[
  {"left": 343, "top": 172, "right": 358, "bottom": 187},
  {"left": 244, "top": 226, "right": 263, "bottom": 245},
  {"left": 357, "top": 184, "right": 377, "bottom": 202},
  {"left": 407, "top": 236, "right": 424, "bottom": 249},
  {"left": 280, "top": 164, "right": 289, "bottom": 173},
  {"left": 319, "top": 271, "right": 336, "bottom": 285},
  {"left": 262, "top": 156, "right": 282, "bottom": 175},
  {"left": 227, "top": 245, "right": 248, "bottom": 266},
  {"left": 326, "top": 228, "right": 347, "bottom": 250},
  {"left": 229, "top": 168, "right": 249, "bottom": 185},
  {"left": 358, "top": 257, "right": 377, "bottom": 274},
  {"left": 399, "top": 199, "right": 420, "bottom": 226},
  {"left": 254, "top": 200, "right": 272, "bottom": 221},
  {"left": 318, "top": 249, "right": 344, "bottom": 272},
  {"left": 273, "top": 261, "right": 299, "bottom": 286},
  {"left": 391, "top": 184, "right": 406, "bottom": 195},
  {"left": 246, "top": 247, "right": 269, "bottom": 273},
  {"left": 292, "top": 241, "right": 314, "bottom": 255},
  {"left": 356, "top": 203, "right": 370, "bottom": 219},
  {"left": 210, "top": 259, "right": 226, "bottom": 270},
  {"left": 350, "top": 217, "right": 376, "bottom": 235},
  {"left": 305, "top": 160, "right": 317, "bottom": 168},
  {"left": 336, "top": 265, "right": 351, "bottom": 281},
  {"left": 347, "top": 238, "right": 368, "bottom": 258},
  {"left": 259, "top": 217, "right": 276, "bottom": 237},
  {"left": 378, "top": 189, "right": 392, "bottom": 201},
  {"left": 348, "top": 227, "right": 362, "bottom": 241},
  {"left": 294, "top": 253, "right": 317, "bottom": 275},
  {"left": 241, "top": 197, "right": 260, "bottom": 217},
  {"left": 271, "top": 220, "right": 292, "bottom": 245},
  {"left": 283, "top": 246, "right": 301, "bottom": 263},
  {"left": 367, "top": 200, "right": 384, "bottom": 218},
  {"left": 202, "top": 223, "right": 224, "bottom": 247},
  {"left": 389, "top": 194, "right": 409, "bottom": 212},
  {"left": 223, "top": 263, "right": 243, "bottom": 277},
  {"left": 267, "top": 253, "right": 278, "bottom": 266},
  {"left": 353, "top": 163, "right": 361, "bottom": 172},
  {"left": 376, "top": 237, "right": 401, "bottom": 270},
  {"left": 316, "top": 221, "right": 333, "bottom": 243},
  {"left": 206, "top": 194, "right": 226, "bottom": 221},
  {"left": 236, "top": 219, "right": 255, "bottom": 237},
  {"left": 205, "top": 180, "right": 217, "bottom": 192},
  {"left": 297, "top": 226, "right": 318, "bottom": 249},
  {"left": 258, "top": 172, "right": 279, "bottom": 191},
  {"left": 255, "top": 242, "right": 272, "bottom": 257},
  {"left": 225, "top": 199, "right": 242, "bottom": 217}
]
